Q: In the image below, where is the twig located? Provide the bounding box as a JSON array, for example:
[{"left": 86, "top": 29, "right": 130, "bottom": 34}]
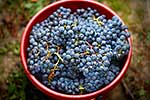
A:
[{"left": 121, "top": 79, "right": 135, "bottom": 100}]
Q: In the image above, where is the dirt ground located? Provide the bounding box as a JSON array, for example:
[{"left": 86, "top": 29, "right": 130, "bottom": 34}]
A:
[{"left": 0, "top": 0, "right": 150, "bottom": 100}]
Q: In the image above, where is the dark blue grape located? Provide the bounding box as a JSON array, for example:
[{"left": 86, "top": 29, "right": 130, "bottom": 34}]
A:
[{"left": 27, "top": 6, "right": 130, "bottom": 95}]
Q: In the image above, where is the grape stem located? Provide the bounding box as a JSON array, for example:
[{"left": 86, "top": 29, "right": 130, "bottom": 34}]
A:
[
  {"left": 72, "top": 21, "right": 77, "bottom": 27},
  {"left": 56, "top": 46, "right": 60, "bottom": 53},
  {"left": 79, "top": 84, "right": 84, "bottom": 94},
  {"left": 81, "top": 51, "right": 90, "bottom": 56},
  {"left": 48, "top": 59, "right": 60, "bottom": 82},
  {"left": 45, "top": 50, "right": 51, "bottom": 60},
  {"left": 85, "top": 41, "right": 93, "bottom": 49},
  {"left": 118, "top": 49, "right": 122, "bottom": 54},
  {"left": 46, "top": 42, "right": 49, "bottom": 50},
  {"left": 44, "top": 42, "right": 51, "bottom": 60},
  {"left": 54, "top": 59, "right": 60, "bottom": 69},
  {"left": 64, "top": 24, "right": 67, "bottom": 28},
  {"left": 54, "top": 52, "right": 64, "bottom": 62},
  {"left": 93, "top": 15, "right": 104, "bottom": 26},
  {"left": 48, "top": 69, "right": 55, "bottom": 82},
  {"left": 35, "top": 49, "right": 40, "bottom": 57}
]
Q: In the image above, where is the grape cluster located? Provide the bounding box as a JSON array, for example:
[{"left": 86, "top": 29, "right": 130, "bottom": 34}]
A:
[{"left": 27, "top": 6, "right": 130, "bottom": 94}]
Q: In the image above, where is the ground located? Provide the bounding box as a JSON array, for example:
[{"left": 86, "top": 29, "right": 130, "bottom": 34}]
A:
[{"left": 0, "top": 0, "right": 150, "bottom": 100}]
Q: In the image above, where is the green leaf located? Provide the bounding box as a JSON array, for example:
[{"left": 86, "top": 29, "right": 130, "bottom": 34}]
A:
[
  {"left": 0, "top": 47, "right": 8, "bottom": 54},
  {"left": 8, "top": 83, "right": 16, "bottom": 95},
  {"left": 146, "top": 32, "right": 150, "bottom": 45},
  {"left": 24, "top": 3, "right": 33, "bottom": 9},
  {"left": 19, "top": 90, "right": 26, "bottom": 100},
  {"left": 97, "top": 0, "right": 104, "bottom": 2},
  {"left": 13, "top": 48, "right": 20, "bottom": 55},
  {"left": 145, "top": 80, "right": 150, "bottom": 85},
  {"left": 139, "top": 88, "right": 145, "bottom": 96},
  {"left": 9, "top": 94, "right": 17, "bottom": 100}
]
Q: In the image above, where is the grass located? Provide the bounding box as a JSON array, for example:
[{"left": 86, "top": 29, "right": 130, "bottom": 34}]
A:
[
  {"left": 6, "top": 63, "right": 51, "bottom": 100},
  {"left": 146, "top": 32, "right": 150, "bottom": 46},
  {"left": 0, "top": 41, "right": 20, "bottom": 56},
  {"left": 24, "top": 0, "right": 49, "bottom": 18},
  {"left": 8, "top": 69, "right": 27, "bottom": 100},
  {"left": 0, "top": 0, "right": 50, "bottom": 38},
  {"left": 0, "top": 1, "right": 50, "bottom": 99},
  {"left": 97, "top": 0, "right": 132, "bottom": 25}
]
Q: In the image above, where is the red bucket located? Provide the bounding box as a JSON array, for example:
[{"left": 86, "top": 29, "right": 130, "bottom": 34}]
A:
[{"left": 20, "top": 0, "right": 132, "bottom": 100}]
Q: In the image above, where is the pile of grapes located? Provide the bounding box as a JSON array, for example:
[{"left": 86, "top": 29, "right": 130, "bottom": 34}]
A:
[{"left": 27, "top": 6, "right": 130, "bottom": 95}]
